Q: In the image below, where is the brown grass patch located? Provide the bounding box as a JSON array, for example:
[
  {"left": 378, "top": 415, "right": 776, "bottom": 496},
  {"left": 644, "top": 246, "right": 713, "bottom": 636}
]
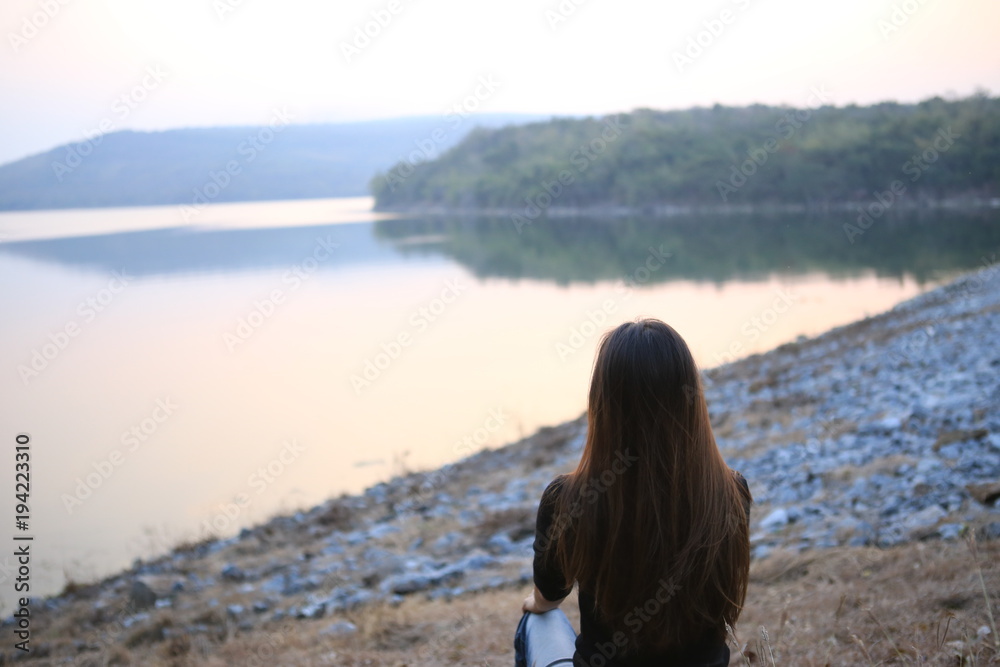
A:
[{"left": 21, "top": 538, "right": 998, "bottom": 666}]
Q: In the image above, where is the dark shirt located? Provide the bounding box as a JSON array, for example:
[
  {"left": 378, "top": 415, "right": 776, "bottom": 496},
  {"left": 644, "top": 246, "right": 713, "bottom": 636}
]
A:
[{"left": 532, "top": 474, "right": 750, "bottom": 667}]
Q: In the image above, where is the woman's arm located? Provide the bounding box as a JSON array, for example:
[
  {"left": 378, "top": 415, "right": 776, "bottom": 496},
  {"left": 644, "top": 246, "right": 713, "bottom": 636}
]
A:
[{"left": 522, "top": 585, "right": 565, "bottom": 613}]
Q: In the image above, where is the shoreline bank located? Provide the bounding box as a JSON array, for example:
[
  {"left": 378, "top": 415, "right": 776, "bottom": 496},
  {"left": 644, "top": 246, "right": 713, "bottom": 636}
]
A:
[{"left": 5, "top": 262, "right": 1000, "bottom": 663}]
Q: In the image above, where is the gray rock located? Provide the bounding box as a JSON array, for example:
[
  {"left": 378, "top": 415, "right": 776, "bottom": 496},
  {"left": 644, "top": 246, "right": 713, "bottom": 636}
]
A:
[
  {"left": 430, "top": 531, "right": 464, "bottom": 555},
  {"left": 121, "top": 612, "right": 150, "bottom": 629},
  {"left": 296, "top": 602, "right": 326, "bottom": 619},
  {"left": 367, "top": 523, "right": 401, "bottom": 540},
  {"left": 486, "top": 532, "right": 515, "bottom": 555},
  {"left": 859, "top": 416, "right": 903, "bottom": 435},
  {"left": 847, "top": 521, "right": 877, "bottom": 547},
  {"left": 938, "top": 444, "right": 963, "bottom": 460},
  {"left": 458, "top": 509, "right": 481, "bottom": 524},
  {"left": 904, "top": 504, "right": 947, "bottom": 539},
  {"left": 128, "top": 580, "right": 157, "bottom": 610},
  {"left": 978, "top": 522, "right": 1000, "bottom": 541},
  {"left": 341, "top": 589, "right": 376, "bottom": 610},
  {"left": 342, "top": 530, "right": 368, "bottom": 546},
  {"left": 760, "top": 508, "right": 790, "bottom": 531},
  {"left": 260, "top": 574, "right": 286, "bottom": 595},
  {"left": 456, "top": 552, "right": 498, "bottom": 572},
  {"left": 321, "top": 621, "right": 358, "bottom": 637},
  {"left": 320, "top": 542, "right": 345, "bottom": 556},
  {"left": 283, "top": 576, "right": 308, "bottom": 596},
  {"left": 221, "top": 563, "right": 246, "bottom": 582},
  {"left": 381, "top": 573, "right": 432, "bottom": 595},
  {"left": 938, "top": 523, "right": 964, "bottom": 540},
  {"left": 916, "top": 458, "right": 943, "bottom": 474}
]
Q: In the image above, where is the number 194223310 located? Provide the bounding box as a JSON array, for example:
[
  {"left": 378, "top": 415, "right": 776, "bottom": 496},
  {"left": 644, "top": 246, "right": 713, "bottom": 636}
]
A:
[{"left": 15, "top": 434, "right": 30, "bottom": 530}]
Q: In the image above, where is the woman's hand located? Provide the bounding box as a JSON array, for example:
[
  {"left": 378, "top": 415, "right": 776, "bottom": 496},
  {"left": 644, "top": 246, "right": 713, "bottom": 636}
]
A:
[{"left": 522, "top": 586, "right": 564, "bottom": 614}]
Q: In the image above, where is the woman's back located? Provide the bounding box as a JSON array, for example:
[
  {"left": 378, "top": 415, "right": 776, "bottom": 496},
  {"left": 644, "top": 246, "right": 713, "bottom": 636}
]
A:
[{"left": 516, "top": 319, "right": 752, "bottom": 667}]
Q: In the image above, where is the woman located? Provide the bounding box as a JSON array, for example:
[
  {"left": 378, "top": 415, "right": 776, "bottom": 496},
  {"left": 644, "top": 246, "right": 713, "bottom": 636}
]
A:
[{"left": 514, "top": 319, "right": 751, "bottom": 667}]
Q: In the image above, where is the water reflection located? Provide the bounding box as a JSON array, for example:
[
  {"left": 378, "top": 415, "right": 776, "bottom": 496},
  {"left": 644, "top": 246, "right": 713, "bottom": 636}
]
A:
[
  {"left": 375, "top": 210, "right": 1000, "bottom": 285},
  {"left": 0, "top": 221, "right": 407, "bottom": 277},
  {"left": 3, "top": 209, "right": 996, "bottom": 283}
]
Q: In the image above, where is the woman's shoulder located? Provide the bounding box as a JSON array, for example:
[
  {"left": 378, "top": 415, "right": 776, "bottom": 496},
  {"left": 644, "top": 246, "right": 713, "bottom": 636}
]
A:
[
  {"left": 541, "top": 474, "right": 570, "bottom": 501},
  {"left": 729, "top": 468, "right": 753, "bottom": 515},
  {"left": 730, "top": 468, "right": 749, "bottom": 492}
]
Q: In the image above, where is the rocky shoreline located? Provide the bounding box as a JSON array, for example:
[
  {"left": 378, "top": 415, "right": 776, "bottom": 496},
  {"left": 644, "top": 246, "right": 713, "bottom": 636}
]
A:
[{"left": 7, "top": 263, "right": 1000, "bottom": 660}]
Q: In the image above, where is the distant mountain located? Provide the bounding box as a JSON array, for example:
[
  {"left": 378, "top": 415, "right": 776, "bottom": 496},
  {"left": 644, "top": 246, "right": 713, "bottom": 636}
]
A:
[{"left": 0, "top": 114, "right": 548, "bottom": 211}]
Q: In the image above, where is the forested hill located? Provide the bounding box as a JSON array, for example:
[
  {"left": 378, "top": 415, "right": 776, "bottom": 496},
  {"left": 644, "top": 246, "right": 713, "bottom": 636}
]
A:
[
  {"left": 0, "top": 114, "right": 545, "bottom": 211},
  {"left": 371, "top": 95, "right": 1000, "bottom": 211}
]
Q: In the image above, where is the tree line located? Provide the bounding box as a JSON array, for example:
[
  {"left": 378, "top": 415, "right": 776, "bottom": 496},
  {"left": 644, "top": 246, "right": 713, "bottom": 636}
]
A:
[{"left": 371, "top": 94, "right": 1000, "bottom": 210}]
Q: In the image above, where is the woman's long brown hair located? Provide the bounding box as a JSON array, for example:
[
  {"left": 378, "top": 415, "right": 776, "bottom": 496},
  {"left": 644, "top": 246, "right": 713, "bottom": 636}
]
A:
[{"left": 551, "top": 319, "right": 751, "bottom": 653}]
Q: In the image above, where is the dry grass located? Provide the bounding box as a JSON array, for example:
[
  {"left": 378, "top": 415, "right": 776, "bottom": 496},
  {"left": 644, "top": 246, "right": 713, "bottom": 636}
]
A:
[
  {"left": 735, "top": 537, "right": 1000, "bottom": 666},
  {"left": 14, "top": 537, "right": 999, "bottom": 666}
]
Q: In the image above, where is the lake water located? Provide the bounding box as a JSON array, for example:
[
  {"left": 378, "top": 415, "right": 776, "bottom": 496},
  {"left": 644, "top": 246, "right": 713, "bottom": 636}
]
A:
[{"left": 1, "top": 196, "right": 997, "bottom": 606}]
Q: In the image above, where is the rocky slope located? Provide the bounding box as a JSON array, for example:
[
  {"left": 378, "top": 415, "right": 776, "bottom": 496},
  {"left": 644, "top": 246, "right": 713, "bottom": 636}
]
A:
[{"left": 6, "top": 262, "right": 1000, "bottom": 663}]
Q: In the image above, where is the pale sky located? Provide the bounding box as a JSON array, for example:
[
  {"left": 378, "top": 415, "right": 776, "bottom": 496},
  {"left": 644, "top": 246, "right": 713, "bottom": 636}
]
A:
[{"left": 1, "top": 0, "right": 997, "bottom": 165}]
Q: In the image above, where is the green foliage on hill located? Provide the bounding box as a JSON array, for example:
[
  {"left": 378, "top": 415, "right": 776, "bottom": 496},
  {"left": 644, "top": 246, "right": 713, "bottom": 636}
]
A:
[{"left": 371, "top": 95, "right": 1000, "bottom": 210}]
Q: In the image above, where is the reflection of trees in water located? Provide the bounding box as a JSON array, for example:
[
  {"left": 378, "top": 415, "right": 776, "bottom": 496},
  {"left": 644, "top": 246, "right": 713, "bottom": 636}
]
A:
[
  {"left": 374, "top": 210, "right": 1000, "bottom": 285},
  {"left": 5, "top": 210, "right": 995, "bottom": 283}
]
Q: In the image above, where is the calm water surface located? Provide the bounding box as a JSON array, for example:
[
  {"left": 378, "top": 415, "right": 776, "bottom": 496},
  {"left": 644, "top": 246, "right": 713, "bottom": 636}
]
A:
[{"left": 1, "top": 197, "right": 996, "bottom": 605}]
